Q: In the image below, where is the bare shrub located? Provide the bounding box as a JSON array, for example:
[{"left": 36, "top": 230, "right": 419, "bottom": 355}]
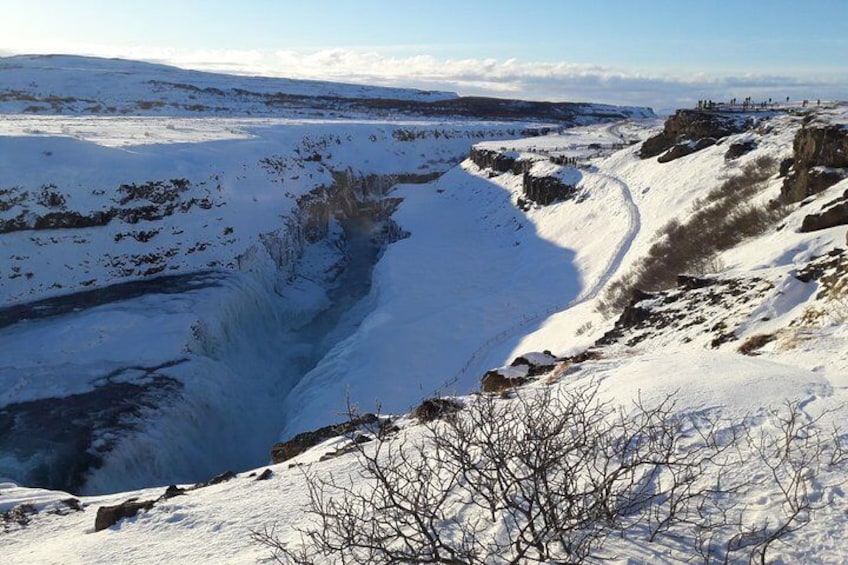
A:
[
  {"left": 599, "top": 156, "right": 783, "bottom": 316},
  {"left": 738, "top": 333, "right": 777, "bottom": 355},
  {"left": 253, "top": 382, "right": 845, "bottom": 564}
]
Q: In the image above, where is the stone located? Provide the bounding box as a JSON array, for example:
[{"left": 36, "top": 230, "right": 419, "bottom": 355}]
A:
[
  {"left": 800, "top": 200, "right": 848, "bottom": 233},
  {"left": 411, "top": 397, "right": 463, "bottom": 422},
  {"left": 725, "top": 140, "right": 757, "bottom": 160},
  {"left": 160, "top": 485, "right": 186, "bottom": 500},
  {"left": 94, "top": 498, "right": 155, "bottom": 532},
  {"left": 481, "top": 365, "right": 530, "bottom": 393}
]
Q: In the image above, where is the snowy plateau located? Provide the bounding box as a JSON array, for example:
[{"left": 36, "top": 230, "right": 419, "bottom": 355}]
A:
[{"left": 0, "top": 54, "right": 847, "bottom": 564}]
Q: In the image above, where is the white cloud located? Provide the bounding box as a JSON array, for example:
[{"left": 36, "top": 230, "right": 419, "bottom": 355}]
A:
[{"left": 3, "top": 43, "right": 846, "bottom": 111}]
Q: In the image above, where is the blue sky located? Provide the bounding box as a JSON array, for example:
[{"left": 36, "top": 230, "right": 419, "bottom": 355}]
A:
[{"left": 2, "top": 0, "right": 846, "bottom": 110}]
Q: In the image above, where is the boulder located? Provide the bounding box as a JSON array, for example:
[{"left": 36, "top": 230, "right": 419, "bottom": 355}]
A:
[
  {"left": 411, "top": 397, "right": 463, "bottom": 422},
  {"left": 725, "top": 140, "right": 757, "bottom": 160},
  {"left": 800, "top": 191, "right": 848, "bottom": 232},
  {"left": 94, "top": 498, "right": 155, "bottom": 532},
  {"left": 160, "top": 485, "right": 186, "bottom": 500},
  {"left": 657, "top": 137, "right": 716, "bottom": 163},
  {"left": 481, "top": 365, "right": 530, "bottom": 393}
]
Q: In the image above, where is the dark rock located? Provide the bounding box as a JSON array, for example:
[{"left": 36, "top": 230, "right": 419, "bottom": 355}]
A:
[
  {"left": 618, "top": 290, "right": 654, "bottom": 326},
  {"left": 522, "top": 173, "right": 577, "bottom": 205},
  {"left": 657, "top": 143, "right": 696, "bottom": 163},
  {"left": 61, "top": 498, "right": 83, "bottom": 512},
  {"left": 194, "top": 470, "right": 237, "bottom": 489},
  {"left": 160, "top": 485, "right": 186, "bottom": 500},
  {"left": 2, "top": 503, "right": 38, "bottom": 528},
  {"left": 318, "top": 434, "right": 373, "bottom": 462},
  {"left": 639, "top": 132, "right": 675, "bottom": 159},
  {"left": 469, "top": 147, "right": 524, "bottom": 174},
  {"left": 782, "top": 125, "right": 848, "bottom": 202},
  {"left": 255, "top": 469, "right": 273, "bottom": 481},
  {"left": 411, "top": 397, "right": 463, "bottom": 422},
  {"left": 725, "top": 140, "right": 757, "bottom": 160},
  {"left": 481, "top": 367, "right": 529, "bottom": 393},
  {"left": 559, "top": 349, "right": 603, "bottom": 364},
  {"left": 658, "top": 137, "right": 716, "bottom": 163},
  {"left": 677, "top": 275, "right": 716, "bottom": 289},
  {"left": 641, "top": 110, "right": 752, "bottom": 159},
  {"left": 271, "top": 413, "right": 379, "bottom": 464},
  {"left": 800, "top": 201, "right": 848, "bottom": 232},
  {"left": 779, "top": 157, "right": 794, "bottom": 177},
  {"left": 595, "top": 290, "right": 654, "bottom": 346},
  {"left": 510, "top": 351, "right": 559, "bottom": 376},
  {"left": 94, "top": 498, "right": 155, "bottom": 532}
]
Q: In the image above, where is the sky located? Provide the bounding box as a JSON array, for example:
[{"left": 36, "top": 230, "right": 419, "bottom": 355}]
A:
[{"left": 1, "top": 0, "right": 846, "bottom": 110}]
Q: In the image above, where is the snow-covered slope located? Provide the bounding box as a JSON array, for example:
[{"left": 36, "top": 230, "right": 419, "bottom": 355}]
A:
[
  {"left": 0, "top": 54, "right": 654, "bottom": 122},
  {"left": 2, "top": 56, "right": 848, "bottom": 563}
]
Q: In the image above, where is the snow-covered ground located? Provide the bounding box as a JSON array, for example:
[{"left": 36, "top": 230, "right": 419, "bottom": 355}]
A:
[{"left": 2, "top": 57, "right": 847, "bottom": 563}]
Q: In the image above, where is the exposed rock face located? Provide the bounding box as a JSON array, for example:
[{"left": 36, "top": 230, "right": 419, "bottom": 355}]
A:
[
  {"left": 271, "top": 413, "right": 379, "bottom": 463},
  {"left": 640, "top": 110, "right": 753, "bottom": 160},
  {"left": 94, "top": 498, "right": 155, "bottom": 532},
  {"left": 595, "top": 276, "right": 775, "bottom": 350},
  {"left": 725, "top": 140, "right": 757, "bottom": 160},
  {"left": 657, "top": 138, "right": 716, "bottom": 163},
  {"left": 481, "top": 365, "right": 530, "bottom": 393},
  {"left": 522, "top": 172, "right": 578, "bottom": 205},
  {"left": 469, "top": 147, "right": 525, "bottom": 174},
  {"left": 0, "top": 178, "right": 214, "bottom": 236},
  {"left": 782, "top": 125, "right": 848, "bottom": 203},
  {"left": 800, "top": 189, "right": 848, "bottom": 232}
]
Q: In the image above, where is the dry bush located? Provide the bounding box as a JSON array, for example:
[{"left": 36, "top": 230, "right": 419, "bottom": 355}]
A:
[
  {"left": 738, "top": 333, "right": 777, "bottom": 355},
  {"left": 253, "top": 381, "right": 845, "bottom": 564},
  {"left": 599, "top": 156, "right": 782, "bottom": 316}
]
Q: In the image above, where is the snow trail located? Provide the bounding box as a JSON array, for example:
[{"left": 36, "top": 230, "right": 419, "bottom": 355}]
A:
[{"left": 441, "top": 169, "right": 640, "bottom": 391}]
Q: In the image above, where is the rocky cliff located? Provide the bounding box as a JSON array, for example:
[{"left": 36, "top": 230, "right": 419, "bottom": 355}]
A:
[
  {"left": 781, "top": 124, "right": 848, "bottom": 203},
  {"left": 640, "top": 109, "right": 756, "bottom": 161}
]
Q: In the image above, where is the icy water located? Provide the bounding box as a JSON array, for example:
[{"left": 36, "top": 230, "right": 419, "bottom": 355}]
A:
[{"left": 0, "top": 217, "right": 389, "bottom": 494}]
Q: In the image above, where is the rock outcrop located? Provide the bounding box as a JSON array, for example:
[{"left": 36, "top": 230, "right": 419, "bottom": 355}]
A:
[
  {"left": 481, "top": 365, "right": 530, "bottom": 393},
  {"left": 469, "top": 147, "right": 525, "bottom": 174},
  {"left": 657, "top": 138, "right": 716, "bottom": 163},
  {"left": 94, "top": 498, "right": 155, "bottom": 532},
  {"left": 640, "top": 110, "right": 754, "bottom": 160},
  {"left": 800, "top": 189, "right": 848, "bottom": 232},
  {"left": 521, "top": 173, "right": 578, "bottom": 206},
  {"left": 509, "top": 351, "right": 558, "bottom": 376},
  {"left": 271, "top": 413, "right": 379, "bottom": 463},
  {"left": 781, "top": 125, "right": 848, "bottom": 203}
]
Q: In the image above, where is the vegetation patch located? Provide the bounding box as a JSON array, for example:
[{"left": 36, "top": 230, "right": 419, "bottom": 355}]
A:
[{"left": 599, "top": 156, "right": 781, "bottom": 315}]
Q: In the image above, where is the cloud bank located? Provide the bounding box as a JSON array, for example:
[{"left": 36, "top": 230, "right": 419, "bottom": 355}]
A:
[{"left": 4, "top": 44, "right": 846, "bottom": 112}]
